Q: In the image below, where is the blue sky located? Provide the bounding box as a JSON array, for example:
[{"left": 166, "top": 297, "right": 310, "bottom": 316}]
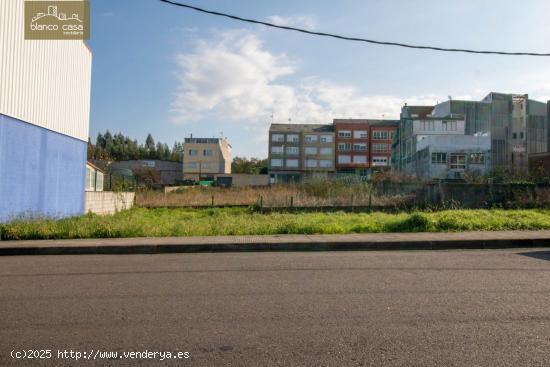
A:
[{"left": 89, "top": 0, "right": 550, "bottom": 158}]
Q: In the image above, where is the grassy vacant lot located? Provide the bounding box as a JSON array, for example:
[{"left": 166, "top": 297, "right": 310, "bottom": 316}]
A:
[{"left": 2, "top": 208, "right": 550, "bottom": 240}]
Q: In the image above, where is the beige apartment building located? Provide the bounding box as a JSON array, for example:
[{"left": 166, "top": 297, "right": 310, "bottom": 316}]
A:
[
  {"left": 268, "top": 124, "right": 335, "bottom": 183},
  {"left": 183, "top": 137, "right": 232, "bottom": 180}
]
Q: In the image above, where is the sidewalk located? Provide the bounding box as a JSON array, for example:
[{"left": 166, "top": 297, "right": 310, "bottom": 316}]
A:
[{"left": 1, "top": 230, "right": 550, "bottom": 255}]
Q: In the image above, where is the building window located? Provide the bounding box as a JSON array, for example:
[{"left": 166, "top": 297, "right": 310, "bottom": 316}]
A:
[
  {"left": 449, "top": 153, "right": 466, "bottom": 170},
  {"left": 420, "top": 121, "right": 435, "bottom": 131},
  {"left": 431, "top": 152, "right": 447, "bottom": 164},
  {"left": 512, "top": 132, "right": 517, "bottom": 139},
  {"left": 373, "top": 130, "right": 389, "bottom": 139},
  {"left": 353, "top": 155, "right": 367, "bottom": 164},
  {"left": 469, "top": 153, "right": 484, "bottom": 164},
  {"left": 305, "top": 159, "right": 317, "bottom": 168},
  {"left": 95, "top": 172, "right": 104, "bottom": 191},
  {"left": 186, "top": 162, "right": 198, "bottom": 169},
  {"left": 520, "top": 132, "right": 524, "bottom": 139},
  {"left": 372, "top": 143, "right": 389, "bottom": 153},
  {"left": 304, "top": 135, "right": 318, "bottom": 143},
  {"left": 353, "top": 143, "right": 367, "bottom": 151},
  {"left": 337, "top": 155, "right": 351, "bottom": 164},
  {"left": 189, "top": 149, "right": 198, "bottom": 156},
  {"left": 442, "top": 121, "right": 457, "bottom": 131},
  {"left": 271, "top": 146, "right": 283, "bottom": 154},
  {"left": 372, "top": 157, "right": 388, "bottom": 166},
  {"left": 203, "top": 149, "right": 212, "bottom": 156},
  {"left": 286, "top": 159, "right": 299, "bottom": 168},
  {"left": 271, "top": 134, "right": 284, "bottom": 142},
  {"left": 304, "top": 147, "right": 318, "bottom": 155},
  {"left": 338, "top": 143, "right": 351, "bottom": 151},
  {"left": 286, "top": 134, "right": 299, "bottom": 143},
  {"left": 338, "top": 130, "right": 352, "bottom": 138},
  {"left": 320, "top": 135, "right": 333, "bottom": 143},
  {"left": 271, "top": 159, "right": 283, "bottom": 167},
  {"left": 319, "top": 147, "right": 332, "bottom": 156},
  {"left": 202, "top": 162, "right": 212, "bottom": 169},
  {"left": 319, "top": 159, "right": 332, "bottom": 168},
  {"left": 286, "top": 146, "right": 299, "bottom": 155},
  {"left": 353, "top": 130, "right": 368, "bottom": 139},
  {"left": 85, "top": 166, "right": 95, "bottom": 191}
]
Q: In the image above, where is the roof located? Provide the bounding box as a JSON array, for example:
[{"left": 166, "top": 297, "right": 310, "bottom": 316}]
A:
[
  {"left": 333, "top": 119, "right": 399, "bottom": 126},
  {"left": 86, "top": 161, "right": 105, "bottom": 173},
  {"left": 269, "top": 123, "right": 334, "bottom": 133},
  {"left": 402, "top": 105, "right": 434, "bottom": 118}
]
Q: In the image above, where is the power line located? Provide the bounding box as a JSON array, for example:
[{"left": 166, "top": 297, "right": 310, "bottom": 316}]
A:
[{"left": 159, "top": 0, "right": 550, "bottom": 57}]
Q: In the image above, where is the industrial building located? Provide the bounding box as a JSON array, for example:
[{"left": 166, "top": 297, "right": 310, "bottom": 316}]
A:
[
  {"left": 0, "top": 2, "right": 92, "bottom": 221},
  {"left": 392, "top": 93, "right": 550, "bottom": 179},
  {"left": 183, "top": 137, "right": 232, "bottom": 180}
]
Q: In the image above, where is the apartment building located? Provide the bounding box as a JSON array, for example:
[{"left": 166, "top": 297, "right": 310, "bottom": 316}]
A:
[
  {"left": 268, "top": 124, "right": 335, "bottom": 183},
  {"left": 333, "top": 119, "right": 398, "bottom": 175},
  {"left": 183, "top": 137, "right": 231, "bottom": 180}
]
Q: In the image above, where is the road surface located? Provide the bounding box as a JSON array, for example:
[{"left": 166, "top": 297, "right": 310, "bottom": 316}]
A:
[{"left": 1, "top": 249, "right": 550, "bottom": 366}]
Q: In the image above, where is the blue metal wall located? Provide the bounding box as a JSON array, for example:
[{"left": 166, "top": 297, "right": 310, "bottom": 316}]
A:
[{"left": 0, "top": 114, "right": 87, "bottom": 222}]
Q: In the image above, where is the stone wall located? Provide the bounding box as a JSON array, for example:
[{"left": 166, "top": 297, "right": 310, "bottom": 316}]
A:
[{"left": 85, "top": 192, "right": 135, "bottom": 215}]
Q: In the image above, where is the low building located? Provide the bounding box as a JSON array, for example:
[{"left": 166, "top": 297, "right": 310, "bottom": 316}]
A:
[
  {"left": 109, "top": 160, "right": 182, "bottom": 186},
  {"left": 268, "top": 124, "right": 335, "bottom": 183},
  {"left": 183, "top": 137, "right": 231, "bottom": 180}
]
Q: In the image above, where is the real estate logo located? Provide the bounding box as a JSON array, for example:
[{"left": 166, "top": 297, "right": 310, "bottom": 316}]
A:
[{"left": 25, "top": 1, "right": 90, "bottom": 40}]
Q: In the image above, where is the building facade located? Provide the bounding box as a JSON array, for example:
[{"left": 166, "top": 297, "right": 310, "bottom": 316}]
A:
[
  {"left": 0, "top": 2, "right": 92, "bottom": 221},
  {"left": 183, "top": 137, "right": 232, "bottom": 180},
  {"left": 268, "top": 124, "right": 335, "bottom": 183},
  {"left": 333, "top": 119, "right": 398, "bottom": 175}
]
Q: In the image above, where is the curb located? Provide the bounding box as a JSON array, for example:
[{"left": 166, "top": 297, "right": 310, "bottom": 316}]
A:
[{"left": 1, "top": 232, "right": 550, "bottom": 255}]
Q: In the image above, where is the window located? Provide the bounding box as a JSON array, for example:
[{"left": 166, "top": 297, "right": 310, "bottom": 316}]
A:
[
  {"left": 304, "top": 135, "right": 318, "bottom": 143},
  {"left": 512, "top": 132, "right": 517, "bottom": 139},
  {"left": 271, "top": 146, "right": 283, "bottom": 154},
  {"left": 449, "top": 154, "right": 466, "bottom": 170},
  {"left": 520, "top": 132, "right": 524, "bottom": 139},
  {"left": 286, "top": 146, "right": 299, "bottom": 155},
  {"left": 372, "top": 157, "right": 388, "bottom": 166},
  {"left": 420, "top": 121, "right": 435, "bottom": 131},
  {"left": 186, "top": 162, "right": 198, "bottom": 169},
  {"left": 353, "top": 155, "right": 367, "bottom": 164},
  {"left": 469, "top": 153, "right": 484, "bottom": 164},
  {"left": 304, "top": 147, "right": 317, "bottom": 155},
  {"left": 319, "top": 159, "right": 332, "bottom": 168},
  {"left": 337, "top": 155, "right": 351, "bottom": 164},
  {"left": 188, "top": 149, "right": 198, "bottom": 156},
  {"left": 319, "top": 147, "right": 332, "bottom": 156},
  {"left": 271, "top": 134, "right": 284, "bottom": 142},
  {"left": 442, "top": 121, "right": 457, "bottom": 131},
  {"left": 286, "top": 134, "right": 299, "bottom": 143},
  {"left": 95, "top": 172, "right": 104, "bottom": 192},
  {"left": 286, "top": 159, "right": 299, "bottom": 168},
  {"left": 203, "top": 149, "right": 212, "bottom": 156},
  {"left": 85, "top": 166, "right": 94, "bottom": 191},
  {"left": 338, "top": 143, "right": 351, "bottom": 151},
  {"left": 305, "top": 159, "right": 317, "bottom": 168},
  {"left": 373, "top": 130, "right": 389, "bottom": 139},
  {"left": 271, "top": 159, "right": 282, "bottom": 167},
  {"left": 372, "top": 143, "right": 389, "bottom": 153},
  {"left": 354, "top": 130, "right": 368, "bottom": 139},
  {"left": 353, "top": 143, "right": 367, "bottom": 151},
  {"left": 338, "top": 130, "right": 352, "bottom": 138},
  {"left": 431, "top": 152, "right": 447, "bottom": 164},
  {"left": 320, "top": 135, "right": 333, "bottom": 143},
  {"left": 201, "top": 162, "right": 212, "bottom": 169}
]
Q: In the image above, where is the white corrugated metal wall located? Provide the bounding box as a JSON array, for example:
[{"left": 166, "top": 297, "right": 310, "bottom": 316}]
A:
[{"left": 0, "top": 0, "right": 92, "bottom": 142}]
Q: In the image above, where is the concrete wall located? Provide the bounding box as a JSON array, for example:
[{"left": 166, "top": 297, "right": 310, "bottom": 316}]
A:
[
  {"left": 85, "top": 192, "right": 135, "bottom": 215},
  {"left": 218, "top": 174, "right": 269, "bottom": 187},
  {"left": 0, "top": 114, "right": 87, "bottom": 222}
]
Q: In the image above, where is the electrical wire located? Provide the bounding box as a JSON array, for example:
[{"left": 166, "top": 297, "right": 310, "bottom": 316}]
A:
[{"left": 159, "top": 0, "right": 550, "bottom": 56}]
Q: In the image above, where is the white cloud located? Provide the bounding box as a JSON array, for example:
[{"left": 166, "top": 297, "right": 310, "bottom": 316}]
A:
[
  {"left": 171, "top": 30, "right": 443, "bottom": 130},
  {"left": 266, "top": 15, "right": 317, "bottom": 30}
]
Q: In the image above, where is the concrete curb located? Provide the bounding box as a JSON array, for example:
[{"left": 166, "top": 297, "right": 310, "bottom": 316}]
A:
[{"left": 1, "top": 231, "right": 550, "bottom": 255}]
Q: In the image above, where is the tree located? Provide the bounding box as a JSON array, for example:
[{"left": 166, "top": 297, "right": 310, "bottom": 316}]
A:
[{"left": 231, "top": 157, "right": 268, "bottom": 174}]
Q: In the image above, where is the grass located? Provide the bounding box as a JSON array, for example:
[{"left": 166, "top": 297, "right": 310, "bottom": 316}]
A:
[{"left": 3, "top": 207, "right": 550, "bottom": 240}]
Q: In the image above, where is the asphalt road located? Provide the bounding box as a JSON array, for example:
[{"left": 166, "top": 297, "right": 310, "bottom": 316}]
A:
[{"left": 1, "top": 249, "right": 550, "bottom": 366}]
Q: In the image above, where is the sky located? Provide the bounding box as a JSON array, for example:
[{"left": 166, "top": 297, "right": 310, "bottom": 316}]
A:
[{"left": 89, "top": 0, "right": 550, "bottom": 158}]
